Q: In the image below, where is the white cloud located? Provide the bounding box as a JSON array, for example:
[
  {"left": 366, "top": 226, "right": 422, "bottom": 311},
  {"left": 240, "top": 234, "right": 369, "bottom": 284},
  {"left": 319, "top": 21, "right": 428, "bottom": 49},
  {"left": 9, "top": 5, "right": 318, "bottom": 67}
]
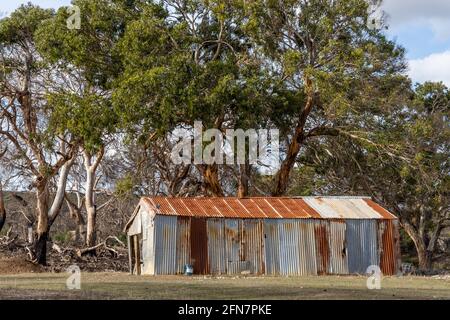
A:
[
  {"left": 408, "top": 51, "right": 450, "bottom": 86},
  {"left": 382, "top": 0, "right": 450, "bottom": 41}
]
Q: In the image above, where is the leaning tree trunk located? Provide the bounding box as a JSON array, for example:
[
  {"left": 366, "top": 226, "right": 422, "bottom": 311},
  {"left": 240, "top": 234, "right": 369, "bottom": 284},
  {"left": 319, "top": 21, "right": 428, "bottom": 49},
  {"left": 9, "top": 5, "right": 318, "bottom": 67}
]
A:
[
  {"left": 34, "top": 181, "right": 50, "bottom": 265},
  {"left": 403, "top": 221, "right": 433, "bottom": 271},
  {"left": 273, "top": 79, "right": 314, "bottom": 196},
  {"left": 0, "top": 182, "right": 6, "bottom": 232}
]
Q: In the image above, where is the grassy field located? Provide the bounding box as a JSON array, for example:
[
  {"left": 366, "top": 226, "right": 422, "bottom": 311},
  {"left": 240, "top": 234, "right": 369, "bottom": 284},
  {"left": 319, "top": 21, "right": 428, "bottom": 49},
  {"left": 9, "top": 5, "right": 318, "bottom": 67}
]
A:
[{"left": 0, "top": 273, "right": 449, "bottom": 300}]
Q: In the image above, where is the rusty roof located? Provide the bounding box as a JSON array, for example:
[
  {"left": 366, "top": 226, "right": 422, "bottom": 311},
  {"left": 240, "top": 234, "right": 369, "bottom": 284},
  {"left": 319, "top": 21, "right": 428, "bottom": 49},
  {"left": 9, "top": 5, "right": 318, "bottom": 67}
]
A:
[{"left": 138, "top": 197, "right": 397, "bottom": 220}]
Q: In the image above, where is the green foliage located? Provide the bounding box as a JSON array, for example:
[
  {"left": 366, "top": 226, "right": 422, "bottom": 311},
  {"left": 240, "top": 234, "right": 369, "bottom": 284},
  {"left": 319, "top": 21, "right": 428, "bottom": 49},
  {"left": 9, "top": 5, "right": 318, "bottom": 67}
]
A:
[{"left": 53, "top": 231, "right": 72, "bottom": 244}]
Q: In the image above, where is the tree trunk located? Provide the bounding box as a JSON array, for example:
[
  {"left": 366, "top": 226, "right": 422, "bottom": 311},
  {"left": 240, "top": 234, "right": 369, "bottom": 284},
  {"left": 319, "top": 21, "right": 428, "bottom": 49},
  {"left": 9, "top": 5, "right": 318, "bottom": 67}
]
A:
[
  {"left": 86, "top": 205, "right": 97, "bottom": 247},
  {"left": 273, "top": 79, "right": 314, "bottom": 196},
  {"left": 66, "top": 198, "right": 86, "bottom": 244},
  {"left": 85, "top": 167, "right": 97, "bottom": 246},
  {"left": 202, "top": 164, "right": 224, "bottom": 196},
  {"left": 83, "top": 148, "right": 104, "bottom": 247},
  {"left": 0, "top": 182, "right": 6, "bottom": 232},
  {"left": 34, "top": 181, "right": 49, "bottom": 265},
  {"left": 237, "top": 163, "right": 249, "bottom": 198},
  {"left": 403, "top": 221, "right": 433, "bottom": 271}
]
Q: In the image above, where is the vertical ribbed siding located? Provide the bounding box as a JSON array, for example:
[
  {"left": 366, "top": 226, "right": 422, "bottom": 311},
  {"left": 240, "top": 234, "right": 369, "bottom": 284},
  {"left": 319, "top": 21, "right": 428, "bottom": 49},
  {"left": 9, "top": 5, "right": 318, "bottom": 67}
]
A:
[
  {"left": 225, "top": 219, "right": 241, "bottom": 274},
  {"left": 378, "top": 219, "right": 400, "bottom": 275},
  {"left": 207, "top": 219, "right": 226, "bottom": 274},
  {"left": 154, "top": 215, "right": 177, "bottom": 275},
  {"left": 279, "top": 219, "right": 301, "bottom": 275},
  {"left": 297, "top": 220, "right": 318, "bottom": 275},
  {"left": 243, "top": 219, "right": 265, "bottom": 274},
  {"left": 264, "top": 219, "right": 280, "bottom": 275},
  {"left": 190, "top": 218, "right": 209, "bottom": 274},
  {"left": 346, "top": 220, "right": 379, "bottom": 274},
  {"left": 176, "top": 216, "right": 191, "bottom": 274},
  {"left": 328, "top": 220, "right": 348, "bottom": 274}
]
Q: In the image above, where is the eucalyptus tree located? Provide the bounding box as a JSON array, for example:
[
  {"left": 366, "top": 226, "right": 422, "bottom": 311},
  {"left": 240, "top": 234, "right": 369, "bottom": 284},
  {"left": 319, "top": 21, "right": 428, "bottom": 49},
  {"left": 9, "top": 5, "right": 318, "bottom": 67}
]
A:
[
  {"left": 0, "top": 5, "right": 79, "bottom": 264},
  {"left": 34, "top": 0, "right": 138, "bottom": 246},
  {"left": 293, "top": 82, "right": 449, "bottom": 271},
  {"left": 114, "top": 0, "right": 272, "bottom": 196},
  {"left": 242, "top": 0, "right": 408, "bottom": 195}
]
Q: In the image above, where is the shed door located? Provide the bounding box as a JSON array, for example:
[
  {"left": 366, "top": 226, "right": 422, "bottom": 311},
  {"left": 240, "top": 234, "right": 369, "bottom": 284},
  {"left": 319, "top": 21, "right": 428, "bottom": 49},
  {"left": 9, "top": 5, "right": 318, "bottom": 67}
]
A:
[{"left": 190, "top": 218, "right": 209, "bottom": 274}]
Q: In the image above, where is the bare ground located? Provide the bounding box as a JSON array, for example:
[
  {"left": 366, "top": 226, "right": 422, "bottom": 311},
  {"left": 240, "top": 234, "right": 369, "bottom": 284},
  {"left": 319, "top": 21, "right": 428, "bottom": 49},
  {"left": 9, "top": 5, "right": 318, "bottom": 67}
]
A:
[{"left": 0, "top": 273, "right": 449, "bottom": 300}]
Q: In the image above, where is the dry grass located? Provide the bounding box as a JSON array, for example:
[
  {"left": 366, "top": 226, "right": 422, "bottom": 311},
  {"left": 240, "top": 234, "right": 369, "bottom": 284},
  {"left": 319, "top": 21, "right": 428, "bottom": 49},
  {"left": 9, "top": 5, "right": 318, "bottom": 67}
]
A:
[{"left": 0, "top": 272, "right": 449, "bottom": 300}]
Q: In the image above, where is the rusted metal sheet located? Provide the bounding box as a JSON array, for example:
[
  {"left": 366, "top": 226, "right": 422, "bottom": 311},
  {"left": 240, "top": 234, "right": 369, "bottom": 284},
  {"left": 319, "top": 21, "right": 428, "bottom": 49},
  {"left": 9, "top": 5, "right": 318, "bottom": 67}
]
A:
[
  {"left": 378, "top": 220, "right": 400, "bottom": 275},
  {"left": 363, "top": 199, "right": 397, "bottom": 219},
  {"left": 190, "top": 217, "right": 209, "bottom": 274},
  {"left": 279, "top": 219, "right": 301, "bottom": 275},
  {"left": 176, "top": 216, "right": 191, "bottom": 274},
  {"left": 154, "top": 215, "right": 177, "bottom": 275},
  {"left": 207, "top": 218, "right": 226, "bottom": 274},
  {"left": 243, "top": 219, "right": 265, "bottom": 274},
  {"left": 263, "top": 219, "right": 280, "bottom": 275},
  {"left": 314, "top": 220, "right": 330, "bottom": 275},
  {"left": 296, "top": 220, "right": 318, "bottom": 275},
  {"left": 225, "top": 219, "right": 242, "bottom": 274},
  {"left": 327, "top": 220, "right": 348, "bottom": 274},
  {"left": 346, "top": 220, "right": 379, "bottom": 274}
]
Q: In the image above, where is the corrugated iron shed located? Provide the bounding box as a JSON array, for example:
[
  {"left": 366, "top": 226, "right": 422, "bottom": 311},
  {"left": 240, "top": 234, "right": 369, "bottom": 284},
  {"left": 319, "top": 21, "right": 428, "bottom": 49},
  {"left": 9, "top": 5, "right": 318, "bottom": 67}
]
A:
[{"left": 126, "top": 196, "right": 400, "bottom": 276}]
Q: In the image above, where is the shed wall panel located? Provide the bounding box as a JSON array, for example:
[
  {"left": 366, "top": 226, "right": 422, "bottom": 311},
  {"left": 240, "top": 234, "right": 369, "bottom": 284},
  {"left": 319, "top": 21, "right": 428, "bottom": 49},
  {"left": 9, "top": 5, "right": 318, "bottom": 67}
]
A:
[
  {"left": 263, "top": 220, "right": 280, "bottom": 275},
  {"left": 154, "top": 215, "right": 177, "bottom": 275},
  {"left": 176, "top": 216, "right": 191, "bottom": 274},
  {"left": 207, "top": 219, "right": 226, "bottom": 274},
  {"left": 346, "top": 220, "right": 379, "bottom": 274}
]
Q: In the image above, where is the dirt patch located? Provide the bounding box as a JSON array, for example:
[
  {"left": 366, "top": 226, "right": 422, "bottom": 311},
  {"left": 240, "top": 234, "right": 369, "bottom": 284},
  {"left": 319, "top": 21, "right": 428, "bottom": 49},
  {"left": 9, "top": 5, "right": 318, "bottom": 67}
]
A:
[{"left": 0, "top": 258, "right": 44, "bottom": 274}]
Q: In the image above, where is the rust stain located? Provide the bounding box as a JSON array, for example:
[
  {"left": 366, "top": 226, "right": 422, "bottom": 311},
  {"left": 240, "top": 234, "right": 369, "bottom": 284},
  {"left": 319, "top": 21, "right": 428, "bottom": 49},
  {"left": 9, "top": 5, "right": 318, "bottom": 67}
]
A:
[
  {"left": 314, "top": 224, "right": 330, "bottom": 275},
  {"left": 190, "top": 218, "right": 209, "bottom": 274},
  {"left": 363, "top": 199, "right": 397, "bottom": 219},
  {"left": 378, "top": 220, "right": 396, "bottom": 275}
]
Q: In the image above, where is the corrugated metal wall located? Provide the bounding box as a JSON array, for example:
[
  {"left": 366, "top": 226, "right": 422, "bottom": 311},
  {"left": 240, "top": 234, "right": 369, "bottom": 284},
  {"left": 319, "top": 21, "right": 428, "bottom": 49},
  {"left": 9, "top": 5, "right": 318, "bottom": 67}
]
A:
[
  {"left": 244, "top": 219, "right": 265, "bottom": 274},
  {"left": 296, "top": 220, "right": 318, "bottom": 276},
  {"left": 264, "top": 219, "right": 280, "bottom": 275},
  {"left": 346, "top": 220, "right": 379, "bottom": 274},
  {"left": 225, "top": 219, "right": 242, "bottom": 274},
  {"left": 378, "top": 219, "right": 401, "bottom": 275},
  {"left": 190, "top": 218, "right": 209, "bottom": 274},
  {"left": 207, "top": 219, "right": 226, "bottom": 274},
  {"left": 327, "top": 220, "right": 349, "bottom": 274},
  {"left": 154, "top": 215, "right": 177, "bottom": 275},
  {"left": 279, "top": 219, "right": 301, "bottom": 275},
  {"left": 176, "top": 216, "right": 190, "bottom": 274},
  {"left": 138, "top": 213, "right": 398, "bottom": 276}
]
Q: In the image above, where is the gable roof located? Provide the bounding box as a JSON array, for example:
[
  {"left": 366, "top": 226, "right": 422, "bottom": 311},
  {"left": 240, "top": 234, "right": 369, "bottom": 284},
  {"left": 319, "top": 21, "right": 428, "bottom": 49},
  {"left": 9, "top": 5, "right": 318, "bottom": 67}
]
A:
[{"left": 136, "top": 196, "right": 397, "bottom": 220}]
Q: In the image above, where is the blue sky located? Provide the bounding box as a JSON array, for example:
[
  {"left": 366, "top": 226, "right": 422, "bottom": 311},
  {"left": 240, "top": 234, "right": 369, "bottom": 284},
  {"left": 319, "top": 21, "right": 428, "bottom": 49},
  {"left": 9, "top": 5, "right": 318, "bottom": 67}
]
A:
[{"left": 1, "top": 0, "right": 450, "bottom": 85}]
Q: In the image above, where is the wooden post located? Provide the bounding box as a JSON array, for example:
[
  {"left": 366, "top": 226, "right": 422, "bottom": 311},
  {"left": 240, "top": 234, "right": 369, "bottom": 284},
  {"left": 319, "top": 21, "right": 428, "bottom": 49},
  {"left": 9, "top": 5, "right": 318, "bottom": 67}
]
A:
[
  {"left": 127, "top": 235, "right": 133, "bottom": 275},
  {"left": 134, "top": 235, "right": 141, "bottom": 275}
]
